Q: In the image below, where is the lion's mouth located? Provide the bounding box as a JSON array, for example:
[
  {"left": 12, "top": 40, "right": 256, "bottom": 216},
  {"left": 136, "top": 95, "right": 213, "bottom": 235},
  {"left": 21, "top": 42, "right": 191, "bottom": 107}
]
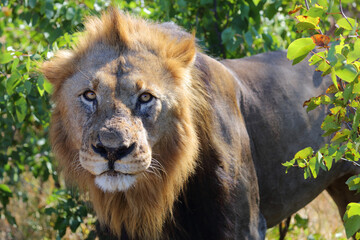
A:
[
  {"left": 101, "top": 169, "right": 132, "bottom": 177},
  {"left": 95, "top": 170, "right": 138, "bottom": 192}
]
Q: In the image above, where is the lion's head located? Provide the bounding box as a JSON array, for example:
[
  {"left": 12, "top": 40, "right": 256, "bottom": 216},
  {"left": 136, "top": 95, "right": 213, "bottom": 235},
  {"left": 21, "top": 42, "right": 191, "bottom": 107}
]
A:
[{"left": 42, "top": 9, "right": 209, "bottom": 239}]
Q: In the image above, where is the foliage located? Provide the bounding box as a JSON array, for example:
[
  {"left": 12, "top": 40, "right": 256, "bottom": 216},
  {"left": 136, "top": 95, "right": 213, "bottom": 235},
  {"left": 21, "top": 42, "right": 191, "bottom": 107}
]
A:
[
  {"left": 0, "top": 0, "right": 294, "bottom": 238},
  {"left": 0, "top": 0, "right": 104, "bottom": 237},
  {"left": 1, "top": 0, "right": 353, "bottom": 238},
  {"left": 283, "top": 0, "right": 360, "bottom": 238},
  {"left": 148, "top": 0, "right": 296, "bottom": 58}
]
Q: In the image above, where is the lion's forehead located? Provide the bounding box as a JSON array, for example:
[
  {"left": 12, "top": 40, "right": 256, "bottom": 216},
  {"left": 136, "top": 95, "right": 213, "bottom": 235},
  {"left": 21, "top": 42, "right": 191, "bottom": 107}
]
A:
[{"left": 73, "top": 45, "right": 170, "bottom": 96}]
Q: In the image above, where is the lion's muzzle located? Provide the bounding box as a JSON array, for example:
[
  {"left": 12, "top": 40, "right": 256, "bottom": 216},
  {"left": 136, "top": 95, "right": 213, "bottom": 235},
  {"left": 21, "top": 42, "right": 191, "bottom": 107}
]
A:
[
  {"left": 92, "top": 142, "right": 136, "bottom": 168},
  {"left": 79, "top": 114, "right": 152, "bottom": 192}
]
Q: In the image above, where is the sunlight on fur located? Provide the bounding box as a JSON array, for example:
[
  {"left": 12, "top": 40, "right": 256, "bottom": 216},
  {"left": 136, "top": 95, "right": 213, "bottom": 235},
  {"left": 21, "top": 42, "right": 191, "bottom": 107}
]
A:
[{"left": 41, "top": 8, "right": 207, "bottom": 239}]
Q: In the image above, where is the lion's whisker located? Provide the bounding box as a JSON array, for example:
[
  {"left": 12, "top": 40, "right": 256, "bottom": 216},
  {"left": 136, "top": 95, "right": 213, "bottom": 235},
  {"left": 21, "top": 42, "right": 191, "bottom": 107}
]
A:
[
  {"left": 151, "top": 158, "right": 166, "bottom": 175},
  {"left": 145, "top": 168, "right": 161, "bottom": 179}
]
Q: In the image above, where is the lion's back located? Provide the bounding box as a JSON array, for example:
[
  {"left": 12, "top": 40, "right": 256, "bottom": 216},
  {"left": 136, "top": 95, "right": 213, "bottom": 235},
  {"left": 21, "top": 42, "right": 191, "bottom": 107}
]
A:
[{"left": 221, "top": 52, "right": 332, "bottom": 226}]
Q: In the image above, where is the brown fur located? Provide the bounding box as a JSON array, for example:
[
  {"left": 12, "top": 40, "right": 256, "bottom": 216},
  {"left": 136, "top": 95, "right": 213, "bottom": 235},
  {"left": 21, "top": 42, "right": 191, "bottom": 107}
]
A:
[
  {"left": 42, "top": 9, "right": 215, "bottom": 239},
  {"left": 42, "top": 8, "right": 360, "bottom": 240}
]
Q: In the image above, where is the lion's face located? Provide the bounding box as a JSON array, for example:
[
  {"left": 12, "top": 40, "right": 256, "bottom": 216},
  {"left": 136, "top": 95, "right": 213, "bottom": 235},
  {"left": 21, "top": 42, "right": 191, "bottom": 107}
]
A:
[
  {"left": 60, "top": 44, "right": 181, "bottom": 192},
  {"left": 43, "top": 11, "right": 202, "bottom": 238}
]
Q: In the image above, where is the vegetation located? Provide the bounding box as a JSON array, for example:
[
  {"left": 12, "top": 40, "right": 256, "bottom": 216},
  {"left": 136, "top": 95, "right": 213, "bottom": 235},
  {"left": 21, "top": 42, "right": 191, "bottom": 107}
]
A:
[
  {"left": 0, "top": 0, "right": 358, "bottom": 238},
  {"left": 283, "top": 0, "right": 360, "bottom": 238}
]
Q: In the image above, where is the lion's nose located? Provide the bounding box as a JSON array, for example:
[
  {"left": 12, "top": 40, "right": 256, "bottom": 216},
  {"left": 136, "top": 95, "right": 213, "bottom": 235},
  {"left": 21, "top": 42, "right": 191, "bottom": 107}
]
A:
[{"left": 92, "top": 142, "right": 136, "bottom": 162}]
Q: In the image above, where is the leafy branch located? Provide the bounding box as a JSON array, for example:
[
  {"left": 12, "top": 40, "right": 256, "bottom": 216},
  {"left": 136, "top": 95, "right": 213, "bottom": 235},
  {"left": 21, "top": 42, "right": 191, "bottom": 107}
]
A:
[{"left": 285, "top": 1, "right": 360, "bottom": 238}]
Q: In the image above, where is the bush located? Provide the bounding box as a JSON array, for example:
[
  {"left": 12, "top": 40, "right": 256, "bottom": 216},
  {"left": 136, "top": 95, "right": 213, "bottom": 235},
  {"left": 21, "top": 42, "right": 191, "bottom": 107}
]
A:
[
  {"left": 3, "top": 0, "right": 353, "bottom": 238},
  {"left": 284, "top": 0, "right": 360, "bottom": 238}
]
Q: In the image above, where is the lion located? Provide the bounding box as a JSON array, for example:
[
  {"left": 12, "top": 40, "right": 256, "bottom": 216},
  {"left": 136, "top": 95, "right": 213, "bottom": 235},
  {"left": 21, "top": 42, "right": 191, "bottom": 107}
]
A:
[{"left": 41, "top": 9, "right": 360, "bottom": 240}]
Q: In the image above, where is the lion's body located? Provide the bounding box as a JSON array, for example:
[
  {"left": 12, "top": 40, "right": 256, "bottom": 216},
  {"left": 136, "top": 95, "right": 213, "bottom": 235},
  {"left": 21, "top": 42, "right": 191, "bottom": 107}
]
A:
[
  {"left": 222, "top": 54, "right": 360, "bottom": 227},
  {"left": 42, "top": 9, "right": 360, "bottom": 240}
]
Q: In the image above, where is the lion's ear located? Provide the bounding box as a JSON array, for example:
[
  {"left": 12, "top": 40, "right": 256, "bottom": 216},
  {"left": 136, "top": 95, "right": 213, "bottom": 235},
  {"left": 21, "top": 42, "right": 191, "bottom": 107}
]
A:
[
  {"left": 166, "top": 36, "right": 196, "bottom": 68},
  {"left": 40, "top": 50, "right": 76, "bottom": 88}
]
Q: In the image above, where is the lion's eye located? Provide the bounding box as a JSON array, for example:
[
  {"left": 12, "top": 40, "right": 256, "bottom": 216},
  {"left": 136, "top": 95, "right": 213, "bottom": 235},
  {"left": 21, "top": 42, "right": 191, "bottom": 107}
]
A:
[
  {"left": 83, "top": 90, "right": 96, "bottom": 101},
  {"left": 139, "top": 92, "right": 153, "bottom": 103}
]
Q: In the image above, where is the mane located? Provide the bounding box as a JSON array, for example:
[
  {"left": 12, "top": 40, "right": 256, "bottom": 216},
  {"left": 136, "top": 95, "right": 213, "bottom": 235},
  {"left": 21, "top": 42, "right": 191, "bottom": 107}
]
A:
[{"left": 42, "top": 9, "right": 212, "bottom": 239}]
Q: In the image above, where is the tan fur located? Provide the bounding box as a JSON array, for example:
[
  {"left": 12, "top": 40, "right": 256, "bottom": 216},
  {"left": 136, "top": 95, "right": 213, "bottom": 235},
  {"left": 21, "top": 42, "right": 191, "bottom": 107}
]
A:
[
  {"left": 42, "top": 9, "right": 210, "bottom": 239},
  {"left": 43, "top": 8, "right": 360, "bottom": 240}
]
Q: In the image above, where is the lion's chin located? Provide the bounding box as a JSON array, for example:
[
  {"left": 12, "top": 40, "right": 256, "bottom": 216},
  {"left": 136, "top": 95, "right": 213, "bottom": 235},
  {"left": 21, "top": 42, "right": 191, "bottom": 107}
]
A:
[{"left": 94, "top": 173, "right": 138, "bottom": 192}]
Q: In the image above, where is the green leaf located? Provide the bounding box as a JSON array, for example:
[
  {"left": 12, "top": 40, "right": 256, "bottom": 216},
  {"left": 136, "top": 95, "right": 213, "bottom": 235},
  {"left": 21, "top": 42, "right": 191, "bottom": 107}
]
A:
[
  {"left": 343, "top": 83, "right": 354, "bottom": 104},
  {"left": 346, "top": 175, "right": 360, "bottom": 193},
  {"left": 306, "top": 6, "right": 325, "bottom": 18},
  {"left": 335, "top": 64, "right": 358, "bottom": 82},
  {"left": 295, "top": 15, "right": 320, "bottom": 31},
  {"left": 292, "top": 53, "right": 309, "bottom": 65},
  {"left": 11, "top": 58, "right": 19, "bottom": 73},
  {"left": 331, "top": 68, "right": 338, "bottom": 90},
  {"left": 317, "top": 59, "right": 330, "bottom": 72},
  {"left": 0, "top": 52, "right": 13, "bottom": 64},
  {"left": 15, "top": 97, "right": 27, "bottom": 123},
  {"left": 44, "top": 207, "right": 56, "bottom": 215},
  {"left": 282, "top": 160, "right": 295, "bottom": 167},
  {"left": 37, "top": 75, "right": 45, "bottom": 96},
  {"left": 244, "top": 31, "right": 253, "bottom": 47},
  {"left": 29, "top": 0, "right": 37, "bottom": 8},
  {"left": 0, "top": 184, "right": 12, "bottom": 194},
  {"left": 344, "top": 203, "right": 360, "bottom": 238},
  {"left": 84, "top": 0, "right": 94, "bottom": 9},
  {"left": 309, "top": 52, "right": 324, "bottom": 66},
  {"left": 200, "top": 0, "right": 212, "bottom": 5},
  {"left": 324, "top": 156, "right": 333, "bottom": 170},
  {"left": 24, "top": 80, "right": 32, "bottom": 95},
  {"left": 287, "top": 38, "right": 315, "bottom": 61},
  {"left": 348, "top": 39, "right": 360, "bottom": 63},
  {"left": 337, "top": 17, "right": 357, "bottom": 31},
  {"left": 304, "top": 168, "right": 310, "bottom": 179},
  {"left": 282, "top": 159, "right": 295, "bottom": 173},
  {"left": 26, "top": 56, "right": 31, "bottom": 72},
  {"left": 295, "top": 147, "right": 313, "bottom": 159},
  {"left": 5, "top": 70, "right": 22, "bottom": 96},
  {"left": 43, "top": 78, "right": 53, "bottom": 94},
  {"left": 346, "top": 202, "right": 360, "bottom": 218},
  {"left": 66, "top": 8, "right": 75, "bottom": 20},
  {"left": 309, "top": 156, "right": 319, "bottom": 178},
  {"left": 44, "top": 0, "right": 54, "bottom": 19},
  {"left": 327, "top": 44, "right": 337, "bottom": 66},
  {"left": 317, "top": 0, "right": 328, "bottom": 7},
  {"left": 221, "top": 27, "right": 235, "bottom": 44},
  {"left": 331, "top": 129, "right": 351, "bottom": 143},
  {"left": 177, "top": 0, "right": 187, "bottom": 9},
  {"left": 295, "top": 22, "right": 317, "bottom": 32},
  {"left": 69, "top": 217, "right": 80, "bottom": 232},
  {"left": 352, "top": 107, "right": 360, "bottom": 134},
  {"left": 354, "top": 80, "right": 360, "bottom": 94},
  {"left": 322, "top": 115, "right": 341, "bottom": 136},
  {"left": 294, "top": 214, "right": 308, "bottom": 228}
]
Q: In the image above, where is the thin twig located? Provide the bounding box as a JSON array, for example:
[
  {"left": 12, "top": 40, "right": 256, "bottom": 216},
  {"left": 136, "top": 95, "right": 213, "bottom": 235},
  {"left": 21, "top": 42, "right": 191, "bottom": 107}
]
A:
[
  {"left": 310, "top": 50, "right": 331, "bottom": 65},
  {"left": 326, "top": 12, "right": 341, "bottom": 15},
  {"left": 339, "top": 0, "right": 359, "bottom": 37},
  {"left": 345, "top": 122, "right": 353, "bottom": 130},
  {"left": 341, "top": 158, "right": 360, "bottom": 167},
  {"left": 304, "top": 0, "right": 310, "bottom": 10}
]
